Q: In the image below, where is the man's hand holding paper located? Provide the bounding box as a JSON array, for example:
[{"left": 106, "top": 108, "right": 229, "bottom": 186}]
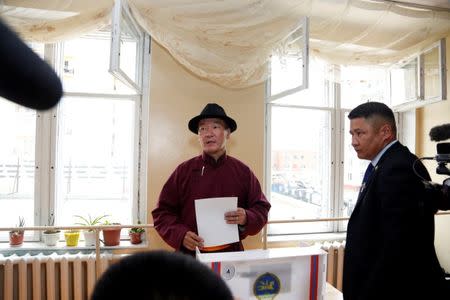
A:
[
  {"left": 195, "top": 197, "right": 240, "bottom": 247},
  {"left": 224, "top": 207, "right": 247, "bottom": 225}
]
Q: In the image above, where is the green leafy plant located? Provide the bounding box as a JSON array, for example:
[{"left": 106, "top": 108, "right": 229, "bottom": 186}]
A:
[
  {"left": 74, "top": 214, "right": 109, "bottom": 231},
  {"left": 129, "top": 220, "right": 145, "bottom": 234},
  {"left": 102, "top": 219, "right": 120, "bottom": 226},
  {"left": 129, "top": 227, "right": 145, "bottom": 234},
  {"left": 128, "top": 220, "right": 145, "bottom": 245}
]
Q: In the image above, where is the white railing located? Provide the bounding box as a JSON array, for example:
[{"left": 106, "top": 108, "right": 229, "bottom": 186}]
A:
[{"left": 0, "top": 224, "right": 154, "bottom": 278}]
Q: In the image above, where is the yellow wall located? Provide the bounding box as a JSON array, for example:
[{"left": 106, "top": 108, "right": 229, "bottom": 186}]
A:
[
  {"left": 416, "top": 33, "right": 450, "bottom": 271},
  {"left": 146, "top": 42, "right": 266, "bottom": 250}
]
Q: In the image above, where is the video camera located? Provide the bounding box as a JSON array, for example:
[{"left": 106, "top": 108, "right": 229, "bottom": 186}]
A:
[{"left": 417, "top": 123, "right": 450, "bottom": 211}]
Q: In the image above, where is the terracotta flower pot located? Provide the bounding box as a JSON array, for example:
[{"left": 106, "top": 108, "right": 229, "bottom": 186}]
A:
[
  {"left": 102, "top": 228, "right": 121, "bottom": 246},
  {"left": 129, "top": 232, "right": 142, "bottom": 244},
  {"left": 9, "top": 231, "right": 24, "bottom": 246}
]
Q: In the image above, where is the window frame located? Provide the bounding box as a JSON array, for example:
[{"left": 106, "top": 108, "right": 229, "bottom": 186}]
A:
[
  {"left": 266, "top": 17, "right": 309, "bottom": 102},
  {"left": 265, "top": 70, "right": 342, "bottom": 236},
  {"left": 109, "top": 0, "right": 146, "bottom": 93},
  {"left": 391, "top": 38, "right": 447, "bottom": 112},
  {"left": 0, "top": 28, "right": 150, "bottom": 243},
  {"left": 265, "top": 61, "right": 414, "bottom": 238}
]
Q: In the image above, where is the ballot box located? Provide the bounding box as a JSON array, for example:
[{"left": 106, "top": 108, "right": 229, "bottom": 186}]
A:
[{"left": 197, "top": 247, "right": 327, "bottom": 300}]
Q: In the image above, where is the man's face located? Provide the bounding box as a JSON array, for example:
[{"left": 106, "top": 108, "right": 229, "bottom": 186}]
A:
[
  {"left": 349, "top": 117, "right": 388, "bottom": 161},
  {"left": 198, "top": 118, "right": 229, "bottom": 158}
]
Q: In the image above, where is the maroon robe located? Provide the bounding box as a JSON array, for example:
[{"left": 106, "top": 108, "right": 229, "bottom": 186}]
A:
[{"left": 152, "top": 152, "right": 271, "bottom": 255}]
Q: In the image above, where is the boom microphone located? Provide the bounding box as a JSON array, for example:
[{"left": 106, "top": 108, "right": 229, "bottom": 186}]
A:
[
  {"left": 429, "top": 123, "right": 450, "bottom": 142},
  {"left": 0, "top": 19, "right": 62, "bottom": 110}
]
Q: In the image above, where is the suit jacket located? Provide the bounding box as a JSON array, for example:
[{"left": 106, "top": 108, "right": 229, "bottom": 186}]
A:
[{"left": 343, "top": 142, "right": 446, "bottom": 300}]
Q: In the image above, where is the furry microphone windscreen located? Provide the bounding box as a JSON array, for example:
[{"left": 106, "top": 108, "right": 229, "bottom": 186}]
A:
[
  {"left": 429, "top": 124, "right": 450, "bottom": 142},
  {"left": 0, "top": 19, "right": 63, "bottom": 110}
]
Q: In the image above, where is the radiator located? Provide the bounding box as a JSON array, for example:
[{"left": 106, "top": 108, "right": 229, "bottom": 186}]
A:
[
  {"left": 0, "top": 252, "right": 119, "bottom": 300},
  {"left": 315, "top": 241, "right": 345, "bottom": 291}
]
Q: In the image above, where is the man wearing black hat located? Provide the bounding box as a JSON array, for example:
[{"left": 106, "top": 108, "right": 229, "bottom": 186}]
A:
[{"left": 152, "top": 103, "right": 271, "bottom": 255}]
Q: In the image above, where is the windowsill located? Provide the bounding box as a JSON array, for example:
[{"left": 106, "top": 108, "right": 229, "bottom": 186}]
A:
[
  {"left": 267, "top": 232, "right": 346, "bottom": 248},
  {"left": 0, "top": 240, "right": 149, "bottom": 256}
]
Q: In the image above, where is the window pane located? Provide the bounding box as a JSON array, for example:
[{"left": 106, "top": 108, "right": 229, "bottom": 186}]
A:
[
  {"left": 341, "top": 65, "right": 389, "bottom": 109},
  {"left": 269, "top": 106, "right": 331, "bottom": 234},
  {"left": 272, "top": 57, "right": 331, "bottom": 108},
  {"left": 341, "top": 113, "right": 369, "bottom": 227},
  {"left": 423, "top": 46, "right": 440, "bottom": 100},
  {"left": 270, "top": 55, "right": 304, "bottom": 95},
  {"left": 55, "top": 96, "right": 135, "bottom": 226},
  {"left": 270, "top": 22, "right": 307, "bottom": 96},
  {"left": 390, "top": 58, "right": 418, "bottom": 106},
  {"left": 119, "top": 12, "right": 139, "bottom": 84},
  {"left": 0, "top": 99, "right": 36, "bottom": 238},
  {"left": 62, "top": 30, "right": 134, "bottom": 95}
]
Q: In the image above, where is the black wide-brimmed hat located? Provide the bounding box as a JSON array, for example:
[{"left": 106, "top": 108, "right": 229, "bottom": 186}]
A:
[{"left": 188, "top": 103, "right": 237, "bottom": 134}]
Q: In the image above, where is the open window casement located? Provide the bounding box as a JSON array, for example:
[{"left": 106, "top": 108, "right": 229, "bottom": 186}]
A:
[
  {"left": 110, "top": 0, "right": 147, "bottom": 93},
  {"left": 267, "top": 17, "right": 309, "bottom": 103},
  {"left": 391, "top": 38, "right": 447, "bottom": 112}
]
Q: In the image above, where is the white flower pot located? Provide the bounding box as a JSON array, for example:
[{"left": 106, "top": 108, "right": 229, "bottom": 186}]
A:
[
  {"left": 43, "top": 232, "right": 60, "bottom": 246},
  {"left": 83, "top": 230, "right": 97, "bottom": 246}
]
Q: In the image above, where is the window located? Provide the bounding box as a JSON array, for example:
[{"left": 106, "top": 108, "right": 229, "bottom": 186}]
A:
[
  {"left": 390, "top": 38, "right": 446, "bottom": 111},
  {"left": 390, "top": 57, "right": 419, "bottom": 106},
  {"left": 266, "top": 58, "right": 389, "bottom": 236},
  {"left": 267, "top": 33, "right": 444, "bottom": 236},
  {"left": 54, "top": 96, "right": 137, "bottom": 226},
  {"left": 110, "top": 0, "right": 146, "bottom": 92},
  {"left": 0, "top": 17, "right": 149, "bottom": 241},
  {"left": 267, "top": 17, "right": 309, "bottom": 101},
  {"left": 269, "top": 105, "right": 332, "bottom": 234},
  {"left": 0, "top": 102, "right": 36, "bottom": 236}
]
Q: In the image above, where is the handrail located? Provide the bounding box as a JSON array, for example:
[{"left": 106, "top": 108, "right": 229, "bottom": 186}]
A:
[
  {"left": 0, "top": 224, "right": 154, "bottom": 232},
  {"left": 3, "top": 210, "right": 450, "bottom": 270},
  {"left": 0, "top": 224, "right": 155, "bottom": 278},
  {"left": 268, "top": 217, "right": 350, "bottom": 224},
  {"left": 262, "top": 211, "right": 450, "bottom": 249}
]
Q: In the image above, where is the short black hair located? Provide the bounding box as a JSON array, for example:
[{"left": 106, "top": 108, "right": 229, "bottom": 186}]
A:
[
  {"left": 348, "top": 102, "right": 397, "bottom": 135},
  {"left": 91, "top": 250, "right": 233, "bottom": 300}
]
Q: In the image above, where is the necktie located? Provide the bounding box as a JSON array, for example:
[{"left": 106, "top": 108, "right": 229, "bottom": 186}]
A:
[{"left": 362, "top": 163, "right": 374, "bottom": 185}]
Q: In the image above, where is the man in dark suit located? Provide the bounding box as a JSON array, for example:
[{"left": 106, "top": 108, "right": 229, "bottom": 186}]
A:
[{"left": 343, "top": 102, "right": 447, "bottom": 300}]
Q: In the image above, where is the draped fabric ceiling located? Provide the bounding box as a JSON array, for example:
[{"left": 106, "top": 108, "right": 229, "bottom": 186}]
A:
[{"left": 1, "top": 0, "right": 450, "bottom": 88}]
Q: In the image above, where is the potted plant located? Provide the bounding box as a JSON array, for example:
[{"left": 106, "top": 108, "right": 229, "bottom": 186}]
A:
[
  {"left": 42, "top": 215, "right": 60, "bottom": 246},
  {"left": 102, "top": 220, "right": 121, "bottom": 246},
  {"left": 9, "top": 216, "right": 25, "bottom": 246},
  {"left": 74, "top": 214, "right": 109, "bottom": 246},
  {"left": 129, "top": 221, "right": 145, "bottom": 244},
  {"left": 64, "top": 229, "right": 80, "bottom": 247}
]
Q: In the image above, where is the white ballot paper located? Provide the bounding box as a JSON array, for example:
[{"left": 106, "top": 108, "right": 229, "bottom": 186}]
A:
[{"left": 195, "top": 197, "right": 239, "bottom": 247}]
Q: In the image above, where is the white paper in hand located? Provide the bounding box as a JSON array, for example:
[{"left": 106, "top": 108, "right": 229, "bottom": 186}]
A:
[{"left": 195, "top": 197, "right": 239, "bottom": 247}]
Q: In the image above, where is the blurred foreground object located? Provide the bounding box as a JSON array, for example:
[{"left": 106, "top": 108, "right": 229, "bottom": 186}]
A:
[{"left": 0, "top": 19, "right": 62, "bottom": 110}]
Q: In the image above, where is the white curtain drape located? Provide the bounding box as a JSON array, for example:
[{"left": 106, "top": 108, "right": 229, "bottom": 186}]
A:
[
  {"left": 1, "top": 0, "right": 113, "bottom": 42},
  {"left": 1, "top": 0, "right": 450, "bottom": 88}
]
